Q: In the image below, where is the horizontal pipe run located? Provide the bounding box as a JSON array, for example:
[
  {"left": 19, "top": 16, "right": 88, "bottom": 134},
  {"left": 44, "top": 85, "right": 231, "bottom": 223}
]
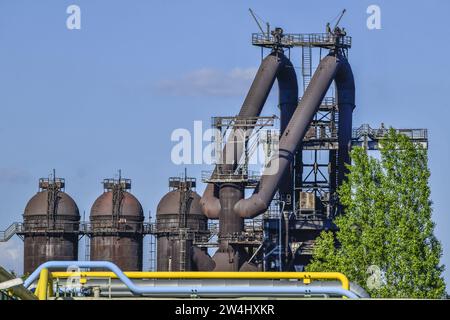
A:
[
  {"left": 50, "top": 271, "right": 349, "bottom": 291},
  {"left": 50, "top": 284, "right": 357, "bottom": 299},
  {"left": 25, "top": 261, "right": 356, "bottom": 298},
  {"left": 101, "top": 286, "right": 355, "bottom": 298},
  {"left": 52, "top": 278, "right": 368, "bottom": 299}
]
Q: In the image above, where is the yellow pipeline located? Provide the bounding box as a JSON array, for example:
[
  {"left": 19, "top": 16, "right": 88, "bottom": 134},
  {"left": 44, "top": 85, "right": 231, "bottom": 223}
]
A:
[
  {"left": 50, "top": 271, "right": 350, "bottom": 291},
  {"left": 34, "top": 268, "right": 54, "bottom": 300}
]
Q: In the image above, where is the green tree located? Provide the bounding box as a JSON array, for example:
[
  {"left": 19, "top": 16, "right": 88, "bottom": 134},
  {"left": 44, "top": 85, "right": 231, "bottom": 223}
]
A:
[{"left": 307, "top": 129, "right": 445, "bottom": 298}]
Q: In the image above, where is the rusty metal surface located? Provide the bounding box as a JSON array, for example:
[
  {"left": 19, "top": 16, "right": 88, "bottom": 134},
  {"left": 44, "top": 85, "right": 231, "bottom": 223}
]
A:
[
  {"left": 218, "top": 183, "right": 244, "bottom": 237},
  {"left": 90, "top": 191, "right": 143, "bottom": 217},
  {"left": 157, "top": 190, "right": 203, "bottom": 216},
  {"left": 24, "top": 235, "right": 78, "bottom": 274},
  {"left": 23, "top": 186, "right": 80, "bottom": 274},
  {"left": 156, "top": 179, "right": 209, "bottom": 272},
  {"left": 90, "top": 236, "right": 143, "bottom": 271},
  {"left": 212, "top": 246, "right": 250, "bottom": 271},
  {"left": 89, "top": 184, "right": 145, "bottom": 271},
  {"left": 24, "top": 191, "right": 79, "bottom": 217}
]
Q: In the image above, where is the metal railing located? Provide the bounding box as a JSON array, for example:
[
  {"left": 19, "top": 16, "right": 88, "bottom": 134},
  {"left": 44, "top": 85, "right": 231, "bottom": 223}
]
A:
[
  {"left": 1, "top": 220, "right": 155, "bottom": 239},
  {"left": 252, "top": 33, "right": 352, "bottom": 49},
  {"left": 298, "top": 96, "right": 336, "bottom": 108},
  {"left": 151, "top": 221, "right": 209, "bottom": 235},
  {"left": 201, "top": 169, "right": 261, "bottom": 184},
  {"left": 19, "top": 221, "right": 79, "bottom": 234},
  {"left": 352, "top": 124, "right": 428, "bottom": 141},
  {"left": 0, "top": 222, "right": 23, "bottom": 242},
  {"left": 212, "top": 116, "right": 276, "bottom": 128},
  {"left": 297, "top": 241, "right": 316, "bottom": 255},
  {"left": 81, "top": 221, "right": 150, "bottom": 234}
]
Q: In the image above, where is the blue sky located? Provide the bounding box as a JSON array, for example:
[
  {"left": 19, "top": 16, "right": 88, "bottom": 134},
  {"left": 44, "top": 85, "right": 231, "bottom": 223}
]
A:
[{"left": 0, "top": 0, "right": 449, "bottom": 286}]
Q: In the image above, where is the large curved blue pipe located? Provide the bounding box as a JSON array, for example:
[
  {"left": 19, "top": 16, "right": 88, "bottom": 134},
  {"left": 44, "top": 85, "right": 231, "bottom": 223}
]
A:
[{"left": 24, "top": 261, "right": 358, "bottom": 298}]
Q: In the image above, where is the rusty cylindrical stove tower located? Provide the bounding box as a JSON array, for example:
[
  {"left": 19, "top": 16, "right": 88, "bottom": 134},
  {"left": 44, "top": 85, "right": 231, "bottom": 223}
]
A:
[
  {"left": 22, "top": 174, "right": 80, "bottom": 274},
  {"left": 155, "top": 176, "right": 209, "bottom": 271},
  {"left": 89, "top": 175, "right": 144, "bottom": 271}
]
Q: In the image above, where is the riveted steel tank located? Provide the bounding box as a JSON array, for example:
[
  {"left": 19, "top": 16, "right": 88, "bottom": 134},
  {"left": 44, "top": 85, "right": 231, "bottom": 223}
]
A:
[
  {"left": 155, "top": 177, "right": 208, "bottom": 271},
  {"left": 89, "top": 177, "right": 144, "bottom": 271},
  {"left": 23, "top": 176, "right": 80, "bottom": 274}
]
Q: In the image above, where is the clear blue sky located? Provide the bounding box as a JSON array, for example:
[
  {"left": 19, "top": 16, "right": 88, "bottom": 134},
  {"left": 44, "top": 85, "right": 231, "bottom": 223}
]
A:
[{"left": 0, "top": 0, "right": 449, "bottom": 286}]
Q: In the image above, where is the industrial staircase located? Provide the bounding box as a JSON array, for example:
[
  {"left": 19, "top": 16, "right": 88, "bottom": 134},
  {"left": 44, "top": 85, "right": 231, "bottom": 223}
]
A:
[
  {"left": 302, "top": 45, "right": 312, "bottom": 92},
  {"left": 0, "top": 223, "right": 22, "bottom": 242}
]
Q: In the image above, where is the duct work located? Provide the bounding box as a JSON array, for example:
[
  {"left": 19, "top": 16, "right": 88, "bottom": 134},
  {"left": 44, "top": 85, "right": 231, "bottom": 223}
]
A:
[
  {"left": 200, "top": 49, "right": 298, "bottom": 271},
  {"left": 200, "top": 50, "right": 298, "bottom": 219},
  {"left": 199, "top": 47, "right": 354, "bottom": 271},
  {"left": 235, "top": 53, "right": 355, "bottom": 219}
]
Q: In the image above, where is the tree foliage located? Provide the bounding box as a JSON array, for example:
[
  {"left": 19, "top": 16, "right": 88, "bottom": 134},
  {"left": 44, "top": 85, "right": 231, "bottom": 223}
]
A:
[{"left": 307, "top": 129, "right": 446, "bottom": 298}]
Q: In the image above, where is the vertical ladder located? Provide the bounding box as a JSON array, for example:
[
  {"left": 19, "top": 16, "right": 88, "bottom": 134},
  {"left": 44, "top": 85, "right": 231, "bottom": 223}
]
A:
[
  {"left": 111, "top": 185, "right": 124, "bottom": 229},
  {"left": 178, "top": 229, "right": 187, "bottom": 272},
  {"left": 84, "top": 236, "right": 90, "bottom": 261},
  {"left": 148, "top": 235, "right": 156, "bottom": 271}
]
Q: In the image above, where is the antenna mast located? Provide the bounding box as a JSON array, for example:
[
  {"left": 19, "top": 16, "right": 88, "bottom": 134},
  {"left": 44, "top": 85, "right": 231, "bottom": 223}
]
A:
[
  {"left": 249, "top": 8, "right": 270, "bottom": 38},
  {"left": 333, "top": 9, "right": 346, "bottom": 29}
]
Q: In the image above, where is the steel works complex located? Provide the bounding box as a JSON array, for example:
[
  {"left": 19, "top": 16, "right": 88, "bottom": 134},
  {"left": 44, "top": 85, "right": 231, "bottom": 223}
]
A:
[{"left": 0, "top": 14, "right": 428, "bottom": 300}]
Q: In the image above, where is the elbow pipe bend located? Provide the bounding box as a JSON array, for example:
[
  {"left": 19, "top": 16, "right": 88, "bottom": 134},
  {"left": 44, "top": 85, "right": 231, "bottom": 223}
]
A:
[
  {"left": 234, "top": 194, "right": 267, "bottom": 219},
  {"left": 235, "top": 54, "right": 353, "bottom": 219},
  {"left": 201, "top": 51, "right": 297, "bottom": 219},
  {"left": 335, "top": 59, "right": 355, "bottom": 107},
  {"left": 200, "top": 187, "right": 221, "bottom": 219},
  {"left": 192, "top": 246, "right": 216, "bottom": 271}
]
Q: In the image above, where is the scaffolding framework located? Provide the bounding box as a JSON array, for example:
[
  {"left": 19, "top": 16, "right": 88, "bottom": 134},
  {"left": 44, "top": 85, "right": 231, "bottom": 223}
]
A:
[{"left": 201, "top": 115, "right": 277, "bottom": 187}]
